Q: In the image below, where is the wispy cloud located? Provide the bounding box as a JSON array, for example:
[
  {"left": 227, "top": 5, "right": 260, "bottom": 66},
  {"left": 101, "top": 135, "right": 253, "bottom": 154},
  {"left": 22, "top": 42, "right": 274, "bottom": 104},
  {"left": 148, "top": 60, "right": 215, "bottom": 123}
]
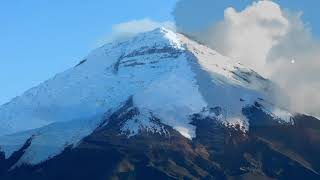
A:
[{"left": 96, "top": 18, "right": 175, "bottom": 47}]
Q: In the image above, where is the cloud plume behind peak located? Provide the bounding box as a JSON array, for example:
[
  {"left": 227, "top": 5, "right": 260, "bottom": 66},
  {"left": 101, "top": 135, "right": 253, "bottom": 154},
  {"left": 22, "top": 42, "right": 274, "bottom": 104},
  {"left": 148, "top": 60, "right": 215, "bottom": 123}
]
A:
[{"left": 174, "top": 0, "right": 320, "bottom": 116}]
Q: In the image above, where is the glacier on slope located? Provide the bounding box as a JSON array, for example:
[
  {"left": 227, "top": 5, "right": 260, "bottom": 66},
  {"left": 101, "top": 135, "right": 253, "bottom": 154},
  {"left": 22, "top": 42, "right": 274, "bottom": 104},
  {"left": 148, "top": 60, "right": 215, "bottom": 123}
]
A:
[{"left": 0, "top": 28, "right": 293, "bottom": 166}]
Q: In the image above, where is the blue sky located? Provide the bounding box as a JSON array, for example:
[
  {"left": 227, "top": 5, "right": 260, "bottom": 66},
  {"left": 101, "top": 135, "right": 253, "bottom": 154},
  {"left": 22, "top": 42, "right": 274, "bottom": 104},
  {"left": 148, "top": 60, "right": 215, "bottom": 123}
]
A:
[
  {"left": 0, "top": 0, "right": 176, "bottom": 105},
  {"left": 0, "top": 0, "right": 319, "bottom": 105}
]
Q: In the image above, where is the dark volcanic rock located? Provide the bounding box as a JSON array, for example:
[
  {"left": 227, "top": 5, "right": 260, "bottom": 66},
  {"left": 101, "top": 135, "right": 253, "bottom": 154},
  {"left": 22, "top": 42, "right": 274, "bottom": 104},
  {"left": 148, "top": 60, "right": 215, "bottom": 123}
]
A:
[{"left": 0, "top": 102, "right": 320, "bottom": 180}]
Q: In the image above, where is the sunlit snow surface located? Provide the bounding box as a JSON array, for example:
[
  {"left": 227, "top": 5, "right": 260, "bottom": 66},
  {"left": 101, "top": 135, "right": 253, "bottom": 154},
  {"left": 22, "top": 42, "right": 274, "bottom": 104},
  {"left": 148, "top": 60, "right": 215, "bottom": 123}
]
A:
[{"left": 0, "top": 28, "right": 293, "bottom": 166}]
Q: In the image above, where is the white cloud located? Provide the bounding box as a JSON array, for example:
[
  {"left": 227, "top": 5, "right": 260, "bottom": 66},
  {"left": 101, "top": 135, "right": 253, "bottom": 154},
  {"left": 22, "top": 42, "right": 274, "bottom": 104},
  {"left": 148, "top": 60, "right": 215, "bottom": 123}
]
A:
[
  {"left": 96, "top": 18, "right": 175, "bottom": 47},
  {"left": 190, "top": 1, "right": 289, "bottom": 75},
  {"left": 174, "top": 0, "right": 320, "bottom": 116},
  {"left": 266, "top": 11, "right": 320, "bottom": 115}
]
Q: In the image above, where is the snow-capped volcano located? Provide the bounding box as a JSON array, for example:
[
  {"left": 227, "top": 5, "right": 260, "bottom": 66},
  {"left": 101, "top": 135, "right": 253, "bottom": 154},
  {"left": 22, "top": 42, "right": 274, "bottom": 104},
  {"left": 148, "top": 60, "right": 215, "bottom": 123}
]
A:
[{"left": 0, "top": 28, "right": 293, "bottom": 166}]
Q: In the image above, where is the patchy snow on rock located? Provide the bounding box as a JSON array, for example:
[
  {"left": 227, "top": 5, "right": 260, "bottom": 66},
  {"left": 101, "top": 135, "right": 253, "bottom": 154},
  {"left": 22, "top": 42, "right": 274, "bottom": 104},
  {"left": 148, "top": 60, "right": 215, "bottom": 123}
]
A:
[
  {"left": 257, "top": 99, "right": 294, "bottom": 124},
  {"left": 120, "top": 109, "right": 169, "bottom": 138}
]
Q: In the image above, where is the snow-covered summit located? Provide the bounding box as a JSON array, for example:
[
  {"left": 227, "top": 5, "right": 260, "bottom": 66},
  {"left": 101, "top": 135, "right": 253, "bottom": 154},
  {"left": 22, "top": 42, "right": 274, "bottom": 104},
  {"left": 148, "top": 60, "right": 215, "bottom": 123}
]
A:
[
  {"left": 0, "top": 27, "right": 293, "bottom": 166},
  {"left": 0, "top": 28, "right": 180, "bottom": 135}
]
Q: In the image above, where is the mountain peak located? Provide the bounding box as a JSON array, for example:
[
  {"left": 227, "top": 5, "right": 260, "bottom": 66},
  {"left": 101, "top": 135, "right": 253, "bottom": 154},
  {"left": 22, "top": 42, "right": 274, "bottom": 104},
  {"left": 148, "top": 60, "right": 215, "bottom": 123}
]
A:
[
  {"left": 143, "top": 26, "right": 175, "bottom": 37},
  {"left": 0, "top": 28, "right": 293, "bottom": 166},
  {"left": 124, "top": 27, "right": 182, "bottom": 52}
]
